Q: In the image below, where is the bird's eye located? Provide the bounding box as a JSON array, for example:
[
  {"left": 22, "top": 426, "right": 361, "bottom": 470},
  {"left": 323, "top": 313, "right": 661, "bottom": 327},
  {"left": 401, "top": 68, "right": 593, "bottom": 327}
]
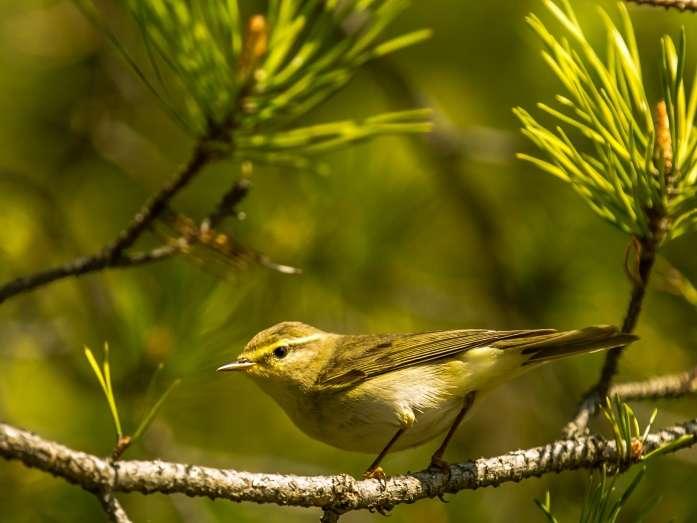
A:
[{"left": 273, "top": 346, "right": 289, "bottom": 359}]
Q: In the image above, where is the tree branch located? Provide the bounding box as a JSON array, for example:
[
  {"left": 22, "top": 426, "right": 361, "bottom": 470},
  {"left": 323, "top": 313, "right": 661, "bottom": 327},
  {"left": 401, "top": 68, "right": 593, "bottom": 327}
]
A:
[
  {"left": 1, "top": 419, "right": 695, "bottom": 516},
  {"left": 0, "top": 144, "right": 213, "bottom": 303},
  {"left": 624, "top": 0, "right": 697, "bottom": 11},
  {"left": 97, "top": 491, "right": 132, "bottom": 523},
  {"left": 320, "top": 509, "right": 341, "bottom": 523},
  {"left": 564, "top": 235, "right": 658, "bottom": 437},
  {"left": 204, "top": 177, "right": 251, "bottom": 229},
  {"left": 104, "top": 143, "right": 213, "bottom": 259},
  {"left": 0, "top": 164, "right": 251, "bottom": 305},
  {"left": 610, "top": 366, "right": 697, "bottom": 401}
]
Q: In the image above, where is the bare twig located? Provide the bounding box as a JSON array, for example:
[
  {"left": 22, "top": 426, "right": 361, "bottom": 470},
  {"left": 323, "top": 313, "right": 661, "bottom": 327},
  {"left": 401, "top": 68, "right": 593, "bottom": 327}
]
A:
[
  {"left": 0, "top": 144, "right": 215, "bottom": 304},
  {"left": 604, "top": 237, "right": 659, "bottom": 381},
  {"left": 320, "top": 509, "right": 341, "bottom": 523},
  {"left": 564, "top": 236, "right": 659, "bottom": 437},
  {"left": 0, "top": 248, "right": 172, "bottom": 304},
  {"left": 104, "top": 143, "right": 213, "bottom": 259},
  {"left": 97, "top": 491, "right": 132, "bottom": 523},
  {"left": 564, "top": 96, "right": 682, "bottom": 437},
  {"left": 610, "top": 367, "right": 697, "bottom": 400},
  {"left": 205, "top": 178, "right": 251, "bottom": 229},
  {"left": 1, "top": 420, "right": 695, "bottom": 516},
  {"left": 0, "top": 171, "right": 251, "bottom": 305},
  {"left": 624, "top": 0, "right": 697, "bottom": 11},
  {"left": 564, "top": 247, "right": 656, "bottom": 435}
]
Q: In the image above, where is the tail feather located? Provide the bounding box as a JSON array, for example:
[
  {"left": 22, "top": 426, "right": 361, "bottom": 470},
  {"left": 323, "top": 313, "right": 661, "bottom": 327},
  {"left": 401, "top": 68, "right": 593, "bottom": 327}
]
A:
[{"left": 491, "top": 325, "right": 637, "bottom": 365}]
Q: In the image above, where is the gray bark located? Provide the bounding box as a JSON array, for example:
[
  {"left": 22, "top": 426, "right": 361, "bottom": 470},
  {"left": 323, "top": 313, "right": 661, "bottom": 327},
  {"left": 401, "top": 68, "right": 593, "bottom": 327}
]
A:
[{"left": 1, "top": 419, "right": 695, "bottom": 515}]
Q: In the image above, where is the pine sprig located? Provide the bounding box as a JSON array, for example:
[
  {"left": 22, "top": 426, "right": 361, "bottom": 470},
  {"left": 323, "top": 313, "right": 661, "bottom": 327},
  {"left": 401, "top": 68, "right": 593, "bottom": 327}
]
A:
[
  {"left": 578, "top": 466, "right": 646, "bottom": 523},
  {"left": 84, "top": 344, "right": 180, "bottom": 458},
  {"left": 534, "top": 467, "right": 646, "bottom": 523},
  {"left": 515, "top": 0, "right": 697, "bottom": 242},
  {"left": 536, "top": 397, "right": 690, "bottom": 521},
  {"left": 84, "top": 344, "right": 124, "bottom": 439},
  {"left": 80, "top": 0, "right": 433, "bottom": 157},
  {"left": 234, "top": 109, "right": 432, "bottom": 156}
]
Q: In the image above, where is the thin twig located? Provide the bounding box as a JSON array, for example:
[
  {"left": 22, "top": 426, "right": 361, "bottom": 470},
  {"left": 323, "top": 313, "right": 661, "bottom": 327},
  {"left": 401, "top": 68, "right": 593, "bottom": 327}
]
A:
[
  {"left": 624, "top": 0, "right": 697, "bottom": 11},
  {"left": 113, "top": 245, "right": 179, "bottom": 267},
  {"left": 610, "top": 366, "right": 697, "bottom": 400},
  {"left": 104, "top": 143, "right": 213, "bottom": 258},
  {"left": 565, "top": 95, "right": 681, "bottom": 437},
  {"left": 320, "top": 509, "right": 341, "bottom": 523},
  {"left": 0, "top": 172, "right": 251, "bottom": 305},
  {"left": 97, "top": 491, "right": 132, "bottom": 523},
  {"left": 604, "top": 237, "right": 659, "bottom": 379},
  {"left": 564, "top": 236, "right": 658, "bottom": 437},
  {"left": 0, "top": 145, "right": 214, "bottom": 304},
  {"left": 205, "top": 178, "right": 251, "bottom": 229},
  {"left": 1, "top": 420, "right": 695, "bottom": 515}
]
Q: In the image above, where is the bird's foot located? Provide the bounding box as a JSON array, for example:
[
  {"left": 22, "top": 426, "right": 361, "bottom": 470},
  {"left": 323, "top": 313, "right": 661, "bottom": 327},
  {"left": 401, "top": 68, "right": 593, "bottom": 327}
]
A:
[
  {"left": 369, "top": 504, "right": 394, "bottom": 515},
  {"left": 428, "top": 455, "right": 451, "bottom": 474},
  {"left": 362, "top": 466, "right": 388, "bottom": 488},
  {"left": 363, "top": 465, "right": 386, "bottom": 480},
  {"left": 429, "top": 456, "right": 452, "bottom": 503}
]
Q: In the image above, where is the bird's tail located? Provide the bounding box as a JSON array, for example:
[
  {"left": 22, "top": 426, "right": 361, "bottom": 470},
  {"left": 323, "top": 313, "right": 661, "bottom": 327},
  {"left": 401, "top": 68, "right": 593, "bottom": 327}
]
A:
[{"left": 492, "top": 325, "right": 637, "bottom": 365}]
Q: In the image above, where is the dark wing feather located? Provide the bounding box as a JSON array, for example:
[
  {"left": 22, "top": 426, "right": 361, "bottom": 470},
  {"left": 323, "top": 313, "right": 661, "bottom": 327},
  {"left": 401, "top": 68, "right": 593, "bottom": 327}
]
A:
[{"left": 317, "top": 328, "right": 556, "bottom": 387}]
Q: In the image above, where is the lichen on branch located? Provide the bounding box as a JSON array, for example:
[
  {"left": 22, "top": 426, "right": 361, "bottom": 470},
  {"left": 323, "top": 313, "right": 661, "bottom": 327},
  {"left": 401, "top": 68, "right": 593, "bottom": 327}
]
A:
[{"left": 1, "top": 417, "right": 695, "bottom": 515}]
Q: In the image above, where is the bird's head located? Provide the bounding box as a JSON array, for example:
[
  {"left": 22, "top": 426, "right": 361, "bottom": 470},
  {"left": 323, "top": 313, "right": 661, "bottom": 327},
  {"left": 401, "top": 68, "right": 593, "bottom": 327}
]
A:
[{"left": 217, "top": 321, "right": 332, "bottom": 391}]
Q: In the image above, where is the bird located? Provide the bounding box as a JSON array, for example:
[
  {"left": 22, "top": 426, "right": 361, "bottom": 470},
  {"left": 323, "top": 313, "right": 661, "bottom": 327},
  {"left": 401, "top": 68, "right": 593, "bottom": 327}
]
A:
[{"left": 217, "top": 321, "right": 636, "bottom": 479}]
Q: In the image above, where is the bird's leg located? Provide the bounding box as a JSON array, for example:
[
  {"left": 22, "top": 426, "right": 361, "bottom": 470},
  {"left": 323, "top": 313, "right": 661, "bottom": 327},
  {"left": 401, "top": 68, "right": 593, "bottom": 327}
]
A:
[
  {"left": 363, "top": 427, "right": 406, "bottom": 480},
  {"left": 429, "top": 391, "right": 477, "bottom": 472}
]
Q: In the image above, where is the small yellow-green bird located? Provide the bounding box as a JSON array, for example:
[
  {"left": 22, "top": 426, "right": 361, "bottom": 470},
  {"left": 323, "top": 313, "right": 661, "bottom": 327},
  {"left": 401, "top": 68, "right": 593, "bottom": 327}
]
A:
[{"left": 218, "top": 321, "right": 636, "bottom": 478}]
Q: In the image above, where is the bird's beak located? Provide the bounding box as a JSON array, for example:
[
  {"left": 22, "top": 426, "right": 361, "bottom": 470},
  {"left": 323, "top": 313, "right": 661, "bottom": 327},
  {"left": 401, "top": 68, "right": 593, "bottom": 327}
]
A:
[{"left": 216, "top": 358, "right": 256, "bottom": 372}]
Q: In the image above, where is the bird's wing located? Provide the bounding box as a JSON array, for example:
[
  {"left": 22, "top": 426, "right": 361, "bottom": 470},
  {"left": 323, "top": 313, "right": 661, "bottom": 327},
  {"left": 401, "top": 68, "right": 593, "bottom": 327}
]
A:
[{"left": 317, "top": 328, "right": 556, "bottom": 387}]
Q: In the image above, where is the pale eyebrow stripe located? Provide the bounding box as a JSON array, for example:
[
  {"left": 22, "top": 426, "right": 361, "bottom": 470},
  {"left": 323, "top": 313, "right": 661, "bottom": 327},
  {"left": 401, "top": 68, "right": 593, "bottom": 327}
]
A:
[
  {"left": 284, "top": 334, "right": 323, "bottom": 346},
  {"left": 246, "top": 333, "right": 324, "bottom": 360}
]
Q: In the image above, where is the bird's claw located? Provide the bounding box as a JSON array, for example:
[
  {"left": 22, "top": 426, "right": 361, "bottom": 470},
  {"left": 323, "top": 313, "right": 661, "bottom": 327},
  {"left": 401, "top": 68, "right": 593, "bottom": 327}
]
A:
[
  {"left": 363, "top": 466, "right": 388, "bottom": 489},
  {"left": 368, "top": 504, "right": 394, "bottom": 516},
  {"left": 429, "top": 456, "right": 452, "bottom": 503},
  {"left": 363, "top": 465, "right": 386, "bottom": 480},
  {"left": 428, "top": 456, "right": 450, "bottom": 475}
]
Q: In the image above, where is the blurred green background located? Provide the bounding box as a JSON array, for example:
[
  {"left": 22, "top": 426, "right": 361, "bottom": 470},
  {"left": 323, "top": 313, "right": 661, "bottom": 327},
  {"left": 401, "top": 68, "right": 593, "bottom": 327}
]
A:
[{"left": 1, "top": 0, "right": 696, "bottom": 521}]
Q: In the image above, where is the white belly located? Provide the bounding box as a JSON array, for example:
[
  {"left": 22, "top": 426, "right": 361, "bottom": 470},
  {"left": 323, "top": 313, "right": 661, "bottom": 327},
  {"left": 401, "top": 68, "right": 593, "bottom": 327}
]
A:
[
  {"left": 309, "top": 392, "right": 465, "bottom": 453},
  {"left": 295, "top": 346, "right": 523, "bottom": 453}
]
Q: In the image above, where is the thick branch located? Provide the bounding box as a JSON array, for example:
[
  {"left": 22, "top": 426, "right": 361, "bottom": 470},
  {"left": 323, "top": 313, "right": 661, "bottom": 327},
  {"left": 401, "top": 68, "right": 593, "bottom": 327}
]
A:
[
  {"left": 625, "top": 0, "right": 697, "bottom": 11},
  {"left": 1, "top": 420, "right": 695, "bottom": 515}
]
